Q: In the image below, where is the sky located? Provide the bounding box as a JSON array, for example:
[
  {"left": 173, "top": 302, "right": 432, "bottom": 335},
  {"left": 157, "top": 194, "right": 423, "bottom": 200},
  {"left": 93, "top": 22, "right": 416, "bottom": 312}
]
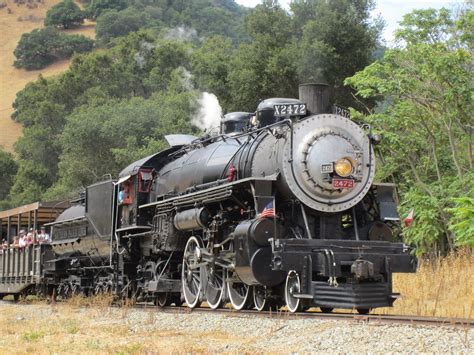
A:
[{"left": 234, "top": 0, "right": 461, "bottom": 44}]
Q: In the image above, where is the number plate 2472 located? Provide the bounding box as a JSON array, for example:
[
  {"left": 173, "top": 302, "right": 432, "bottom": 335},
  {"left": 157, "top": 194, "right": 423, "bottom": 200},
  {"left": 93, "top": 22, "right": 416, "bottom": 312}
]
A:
[
  {"left": 332, "top": 179, "right": 355, "bottom": 188},
  {"left": 274, "top": 104, "right": 306, "bottom": 116}
]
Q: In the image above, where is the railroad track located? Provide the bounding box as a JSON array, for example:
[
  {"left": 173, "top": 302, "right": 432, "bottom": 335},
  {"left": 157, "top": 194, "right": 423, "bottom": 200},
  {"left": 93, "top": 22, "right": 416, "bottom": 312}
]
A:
[
  {"left": 134, "top": 303, "right": 474, "bottom": 328},
  {"left": 1, "top": 299, "right": 472, "bottom": 328}
]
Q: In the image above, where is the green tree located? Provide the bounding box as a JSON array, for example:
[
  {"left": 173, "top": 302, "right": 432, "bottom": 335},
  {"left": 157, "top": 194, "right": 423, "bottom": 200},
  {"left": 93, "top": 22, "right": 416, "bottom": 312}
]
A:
[
  {"left": 292, "top": 0, "right": 383, "bottom": 108},
  {"left": 95, "top": 7, "right": 152, "bottom": 45},
  {"left": 346, "top": 7, "right": 473, "bottom": 254},
  {"left": 84, "top": 0, "right": 128, "bottom": 20},
  {"left": 226, "top": 0, "right": 382, "bottom": 111},
  {"left": 0, "top": 149, "right": 17, "bottom": 203},
  {"left": 13, "top": 28, "right": 94, "bottom": 70},
  {"left": 143, "top": 39, "right": 192, "bottom": 94},
  {"left": 45, "top": 0, "right": 85, "bottom": 29},
  {"left": 9, "top": 160, "right": 52, "bottom": 206},
  {"left": 9, "top": 30, "right": 199, "bottom": 204},
  {"left": 446, "top": 197, "right": 474, "bottom": 248},
  {"left": 154, "top": 0, "right": 248, "bottom": 43},
  {"left": 191, "top": 36, "right": 235, "bottom": 110},
  {"left": 85, "top": 0, "right": 249, "bottom": 43},
  {"left": 49, "top": 83, "right": 197, "bottom": 195},
  {"left": 14, "top": 28, "right": 57, "bottom": 70},
  {"left": 227, "top": 1, "right": 297, "bottom": 111}
]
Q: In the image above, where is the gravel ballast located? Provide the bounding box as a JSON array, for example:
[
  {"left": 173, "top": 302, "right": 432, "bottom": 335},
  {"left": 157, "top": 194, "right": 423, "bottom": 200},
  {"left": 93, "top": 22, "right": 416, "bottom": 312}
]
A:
[{"left": 0, "top": 301, "right": 472, "bottom": 353}]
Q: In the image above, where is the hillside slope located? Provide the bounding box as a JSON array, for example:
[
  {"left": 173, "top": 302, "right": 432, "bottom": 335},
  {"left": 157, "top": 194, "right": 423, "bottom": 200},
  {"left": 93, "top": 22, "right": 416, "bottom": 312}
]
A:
[{"left": 0, "top": 0, "right": 94, "bottom": 152}]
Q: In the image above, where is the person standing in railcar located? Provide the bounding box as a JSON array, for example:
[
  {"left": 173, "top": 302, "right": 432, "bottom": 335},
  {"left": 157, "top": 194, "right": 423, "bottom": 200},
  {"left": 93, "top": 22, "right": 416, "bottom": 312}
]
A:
[
  {"left": 38, "top": 227, "right": 50, "bottom": 244},
  {"left": 19, "top": 230, "right": 27, "bottom": 248}
]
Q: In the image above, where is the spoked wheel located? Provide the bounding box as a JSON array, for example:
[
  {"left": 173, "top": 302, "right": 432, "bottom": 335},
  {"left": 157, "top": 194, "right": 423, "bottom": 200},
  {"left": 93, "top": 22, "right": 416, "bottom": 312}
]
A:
[
  {"left": 253, "top": 285, "right": 268, "bottom": 311},
  {"left": 225, "top": 242, "right": 251, "bottom": 310},
  {"left": 285, "top": 271, "right": 302, "bottom": 313},
  {"left": 182, "top": 236, "right": 203, "bottom": 308},
  {"left": 153, "top": 261, "right": 173, "bottom": 307},
  {"left": 227, "top": 275, "right": 251, "bottom": 310},
  {"left": 70, "top": 284, "right": 81, "bottom": 297},
  {"left": 154, "top": 293, "right": 171, "bottom": 307},
  {"left": 94, "top": 284, "right": 105, "bottom": 296},
  {"left": 320, "top": 307, "right": 334, "bottom": 313},
  {"left": 59, "top": 284, "right": 71, "bottom": 299},
  {"left": 104, "top": 283, "right": 112, "bottom": 295},
  {"left": 205, "top": 261, "right": 226, "bottom": 310}
]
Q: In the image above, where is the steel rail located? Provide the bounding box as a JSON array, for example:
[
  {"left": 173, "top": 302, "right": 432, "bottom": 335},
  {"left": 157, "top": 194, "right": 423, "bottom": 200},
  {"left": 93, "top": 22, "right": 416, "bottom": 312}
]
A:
[
  {"left": 133, "top": 303, "right": 474, "bottom": 328},
  {"left": 1, "top": 299, "right": 471, "bottom": 328}
]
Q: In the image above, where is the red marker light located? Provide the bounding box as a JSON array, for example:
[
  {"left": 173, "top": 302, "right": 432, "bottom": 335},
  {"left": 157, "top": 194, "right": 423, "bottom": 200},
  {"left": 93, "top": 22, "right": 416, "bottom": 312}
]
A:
[{"left": 227, "top": 164, "right": 236, "bottom": 182}]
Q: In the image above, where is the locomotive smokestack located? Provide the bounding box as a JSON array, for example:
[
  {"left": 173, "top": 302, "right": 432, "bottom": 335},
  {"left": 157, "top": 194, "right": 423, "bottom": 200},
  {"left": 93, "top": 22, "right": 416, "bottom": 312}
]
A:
[{"left": 298, "top": 83, "right": 332, "bottom": 115}]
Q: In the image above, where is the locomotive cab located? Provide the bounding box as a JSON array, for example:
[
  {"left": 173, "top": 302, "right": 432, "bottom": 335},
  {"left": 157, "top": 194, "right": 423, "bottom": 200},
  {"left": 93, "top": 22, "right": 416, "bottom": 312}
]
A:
[{"left": 117, "top": 169, "right": 154, "bottom": 228}]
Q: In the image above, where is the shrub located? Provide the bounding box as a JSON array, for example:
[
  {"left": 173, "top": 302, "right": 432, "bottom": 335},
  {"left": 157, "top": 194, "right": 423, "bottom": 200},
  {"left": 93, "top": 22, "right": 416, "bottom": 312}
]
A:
[
  {"left": 45, "top": 0, "right": 85, "bottom": 29},
  {"left": 14, "top": 28, "right": 94, "bottom": 70}
]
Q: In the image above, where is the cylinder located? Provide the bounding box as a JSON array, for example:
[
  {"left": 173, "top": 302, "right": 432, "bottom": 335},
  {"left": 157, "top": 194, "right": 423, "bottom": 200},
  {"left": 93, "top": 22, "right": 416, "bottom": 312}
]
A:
[
  {"left": 298, "top": 83, "right": 332, "bottom": 115},
  {"left": 233, "top": 219, "right": 286, "bottom": 286},
  {"left": 249, "top": 218, "right": 274, "bottom": 247},
  {"left": 174, "top": 208, "right": 210, "bottom": 231}
]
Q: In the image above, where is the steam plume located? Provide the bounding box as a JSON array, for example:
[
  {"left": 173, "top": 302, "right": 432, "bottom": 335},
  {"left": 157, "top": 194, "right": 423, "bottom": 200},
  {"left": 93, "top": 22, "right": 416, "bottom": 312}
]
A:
[
  {"left": 192, "top": 93, "right": 223, "bottom": 133},
  {"left": 166, "top": 26, "right": 199, "bottom": 42}
]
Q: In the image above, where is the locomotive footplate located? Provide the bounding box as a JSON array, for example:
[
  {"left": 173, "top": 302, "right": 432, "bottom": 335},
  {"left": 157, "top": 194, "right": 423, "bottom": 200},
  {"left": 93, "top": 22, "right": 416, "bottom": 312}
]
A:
[{"left": 271, "top": 239, "right": 416, "bottom": 309}]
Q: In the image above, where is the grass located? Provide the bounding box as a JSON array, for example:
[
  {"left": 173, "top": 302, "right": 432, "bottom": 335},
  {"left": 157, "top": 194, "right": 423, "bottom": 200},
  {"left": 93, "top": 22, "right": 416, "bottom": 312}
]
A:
[
  {"left": 0, "top": 0, "right": 95, "bottom": 152},
  {"left": 64, "top": 320, "right": 79, "bottom": 335},
  {"left": 0, "top": 299, "right": 220, "bottom": 354},
  {"left": 22, "top": 330, "right": 45, "bottom": 342},
  {"left": 381, "top": 249, "right": 474, "bottom": 319},
  {"left": 65, "top": 293, "right": 115, "bottom": 308}
]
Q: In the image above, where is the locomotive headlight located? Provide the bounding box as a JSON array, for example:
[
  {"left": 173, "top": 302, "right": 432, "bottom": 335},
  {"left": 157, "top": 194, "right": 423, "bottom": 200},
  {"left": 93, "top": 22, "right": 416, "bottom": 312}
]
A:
[{"left": 334, "top": 158, "right": 353, "bottom": 177}]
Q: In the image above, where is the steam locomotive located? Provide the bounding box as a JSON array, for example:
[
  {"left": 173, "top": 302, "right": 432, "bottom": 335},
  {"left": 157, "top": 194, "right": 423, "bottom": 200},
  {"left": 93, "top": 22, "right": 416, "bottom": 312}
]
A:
[{"left": 0, "top": 84, "right": 416, "bottom": 313}]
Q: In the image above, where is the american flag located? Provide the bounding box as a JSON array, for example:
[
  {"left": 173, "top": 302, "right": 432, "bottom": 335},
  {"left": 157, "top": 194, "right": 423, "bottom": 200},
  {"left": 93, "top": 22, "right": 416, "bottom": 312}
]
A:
[{"left": 259, "top": 201, "right": 275, "bottom": 219}]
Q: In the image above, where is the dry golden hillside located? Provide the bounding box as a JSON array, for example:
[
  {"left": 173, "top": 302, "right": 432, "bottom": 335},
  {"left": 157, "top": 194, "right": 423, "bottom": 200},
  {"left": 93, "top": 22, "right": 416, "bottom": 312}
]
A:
[{"left": 0, "top": 0, "right": 95, "bottom": 152}]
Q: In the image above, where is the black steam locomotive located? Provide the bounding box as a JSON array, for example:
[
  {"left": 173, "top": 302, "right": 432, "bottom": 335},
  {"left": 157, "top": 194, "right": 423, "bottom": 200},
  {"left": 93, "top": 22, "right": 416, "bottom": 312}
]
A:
[{"left": 0, "top": 84, "right": 416, "bottom": 313}]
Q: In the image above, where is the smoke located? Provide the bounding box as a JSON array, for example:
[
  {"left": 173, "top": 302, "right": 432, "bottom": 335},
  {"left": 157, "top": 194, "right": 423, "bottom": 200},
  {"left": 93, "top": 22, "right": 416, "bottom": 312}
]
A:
[
  {"left": 176, "top": 70, "right": 222, "bottom": 133},
  {"left": 166, "top": 26, "right": 199, "bottom": 42},
  {"left": 192, "top": 93, "right": 223, "bottom": 133},
  {"left": 177, "top": 67, "right": 193, "bottom": 91},
  {"left": 134, "top": 40, "right": 156, "bottom": 68}
]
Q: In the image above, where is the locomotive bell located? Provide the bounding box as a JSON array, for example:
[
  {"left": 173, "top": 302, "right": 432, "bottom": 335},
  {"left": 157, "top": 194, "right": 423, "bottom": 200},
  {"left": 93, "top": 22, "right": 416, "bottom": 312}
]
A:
[{"left": 221, "top": 112, "right": 251, "bottom": 135}]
